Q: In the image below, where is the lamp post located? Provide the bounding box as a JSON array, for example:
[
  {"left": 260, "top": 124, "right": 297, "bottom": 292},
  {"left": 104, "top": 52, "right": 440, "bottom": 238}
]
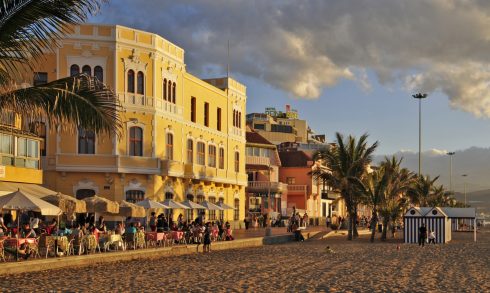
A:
[
  {"left": 447, "top": 152, "right": 455, "bottom": 194},
  {"left": 462, "top": 174, "right": 468, "bottom": 206},
  {"left": 412, "top": 93, "right": 428, "bottom": 176}
]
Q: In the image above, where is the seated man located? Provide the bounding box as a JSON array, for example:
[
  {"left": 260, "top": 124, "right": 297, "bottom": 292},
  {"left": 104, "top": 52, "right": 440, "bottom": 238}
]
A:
[
  {"left": 5, "top": 241, "right": 32, "bottom": 260},
  {"left": 21, "top": 223, "right": 36, "bottom": 238},
  {"left": 291, "top": 223, "right": 304, "bottom": 242}
]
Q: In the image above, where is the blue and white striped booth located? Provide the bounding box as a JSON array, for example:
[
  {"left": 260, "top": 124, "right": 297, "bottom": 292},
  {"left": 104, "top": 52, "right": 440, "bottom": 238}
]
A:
[{"left": 404, "top": 207, "right": 452, "bottom": 244}]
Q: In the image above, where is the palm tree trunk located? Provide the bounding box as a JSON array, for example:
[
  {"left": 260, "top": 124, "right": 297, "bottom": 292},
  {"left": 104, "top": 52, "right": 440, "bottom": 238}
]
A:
[
  {"left": 370, "top": 211, "right": 377, "bottom": 242},
  {"left": 347, "top": 216, "right": 353, "bottom": 240},
  {"left": 381, "top": 218, "right": 389, "bottom": 241},
  {"left": 352, "top": 206, "right": 359, "bottom": 238}
]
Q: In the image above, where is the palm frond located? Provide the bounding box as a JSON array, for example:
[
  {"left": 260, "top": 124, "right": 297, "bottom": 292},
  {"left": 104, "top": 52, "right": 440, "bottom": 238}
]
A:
[{"left": 0, "top": 73, "right": 121, "bottom": 135}]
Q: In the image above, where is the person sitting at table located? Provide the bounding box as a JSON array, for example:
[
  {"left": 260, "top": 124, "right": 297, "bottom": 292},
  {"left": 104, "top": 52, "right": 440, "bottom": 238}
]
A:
[
  {"left": 97, "top": 216, "right": 107, "bottom": 232},
  {"left": 47, "top": 218, "right": 57, "bottom": 235},
  {"left": 0, "top": 215, "right": 7, "bottom": 237},
  {"left": 29, "top": 213, "right": 41, "bottom": 235},
  {"left": 115, "top": 222, "right": 125, "bottom": 235},
  {"left": 217, "top": 221, "right": 224, "bottom": 240},
  {"left": 57, "top": 225, "right": 72, "bottom": 236},
  {"left": 71, "top": 223, "right": 82, "bottom": 238},
  {"left": 170, "top": 222, "right": 178, "bottom": 231},
  {"left": 21, "top": 223, "right": 36, "bottom": 238},
  {"left": 149, "top": 212, "right": 157, "bottom": 232},
  {"left": 177, "top": 213, "right": 184, "bottom": 228},
  {"left": 156, "top": 214, "right": 165, "bottom": 232},
  {"left": 135, "top": 221, "right": 144, "bottom": 231},
  {"left": 5, "top": 241, "right": 33, "bottom": 260}
]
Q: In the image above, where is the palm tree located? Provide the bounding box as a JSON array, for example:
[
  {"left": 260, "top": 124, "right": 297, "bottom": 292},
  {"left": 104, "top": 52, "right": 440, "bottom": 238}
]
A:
[
  {"left": 408, "top": 175, "right": 440, "bottom": 207},
  {"left": 0, "top": 0, "right": 120, "bottom": 134},
  {"left": 312, "top": 132, "right": 378, "bottom": 240},
  {"left": 354, "top": 167, "right": 389, "bottom": 242},
  {"left": 378, "top": 157, "right": 415, "bottom": 240}
]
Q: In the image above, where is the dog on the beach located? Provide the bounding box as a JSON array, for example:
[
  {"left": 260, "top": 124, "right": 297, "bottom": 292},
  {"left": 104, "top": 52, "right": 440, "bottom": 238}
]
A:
[{"left": 325, "top": 246, "right": 335, "bottom": 254}]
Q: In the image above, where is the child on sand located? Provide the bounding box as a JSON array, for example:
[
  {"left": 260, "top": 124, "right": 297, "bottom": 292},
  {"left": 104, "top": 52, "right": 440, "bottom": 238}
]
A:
[
  {"left": 428, "top": 230, "right": 436, "bottom": 244},
  {"left": 325, "top": 246, "right": 335, "bottom": 254}
]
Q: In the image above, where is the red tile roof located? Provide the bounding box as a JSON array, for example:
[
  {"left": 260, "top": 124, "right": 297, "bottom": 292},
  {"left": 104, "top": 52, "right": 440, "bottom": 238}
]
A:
[{"left": 246, "top": 131, "right": 274, "bottom": 146}]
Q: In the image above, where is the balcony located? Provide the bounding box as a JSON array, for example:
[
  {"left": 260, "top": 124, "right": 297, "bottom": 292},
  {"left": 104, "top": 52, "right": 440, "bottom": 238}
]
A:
[
  {"left": 184, "top": 164, "right": 216, "bottom": 180},
  {"left": 154, "top": 99, "right": 183, "bottom": 116},
  {"left": 161, "top": 159, "right": 184, "bottom": 176},
  {"left": 246, "top": 156, "right": 270, "bottom": 166},
  {"left": 287, "top": 184, "right": 308, "bottom": 194},
  {"left": 230, "top": 127, "right": 244, "bottom": 137},
  {"left": 246, "top": 181, "right": 286, "bottom": 193},
  {"left": 54, "top": 154, "right": 160, "bottom": 174},
  {"left": 121, "top": 93, "right": 153, "bottom": 108}
]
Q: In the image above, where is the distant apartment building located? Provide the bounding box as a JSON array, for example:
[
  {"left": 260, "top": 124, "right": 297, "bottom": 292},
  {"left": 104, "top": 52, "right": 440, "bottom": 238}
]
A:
[
  {"left": 246, "top": 105, "right": 326, "bottom": 145},
  {"left": 245, "top": 129, "right": 285, "bottom": 216},
  {"left": 20, "top": 24, "right": 247, "bottom": 227}
]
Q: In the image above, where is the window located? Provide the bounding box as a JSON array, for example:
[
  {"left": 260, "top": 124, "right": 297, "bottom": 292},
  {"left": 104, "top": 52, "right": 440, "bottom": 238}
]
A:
[
  {"left": 197, "top": 142, "right": 205, "bottom": 165},
  {"left": 76, "top": 189, "right": 96, "bottom": 200},
  {"left": 204, "top": 102, "right": 209, "bottom": 127},
  {"left": 78, "top": 128, "right": 95, "bottom": 154},
  {"left": 286, "top": 177, "right": 296, "bottom": 185},
  {"left": 33, "top": 72, "right": 48, "bottom": 86},
  {"left": 219, "top": 147, "right": 225, "bottom": 169},
  {"left": 218, "top": 197, "right": 224, "bottom": 220},
  {"left": 82, "top": 65, "right": 91, "bottom": 75},
  {"left": 186, "top": 194, "right": 194, "bottom": 221},
  {"left": 137, "top": 71, "right": 144, "bottom": 94},
  {"left": 234, "top": 198, "right": 240, "bottom": 221},
  {"left": 0, "top": 133, "right": 13, "bottom": 165},
  {"left": 234, "top": 152, "right": 240, "bottom": 172},
  {"left": 127, "top": 70, "right": 135, "bottom": 93},
  {"left": 196, "top": 194, "right": 205, "bottom": 216},
  {"left": 70, "top": 64, "right": 80, "bottom": 76},
  {"left": 187, "top": 139, "right": 193, "bottom": 164},
  {"left": 29, "top": 122, "right": 46, "bottom": 156},
  {"left": 238, "top": 112, "right": 241, "bottom": 128},
  {"left": 190, "top": 97, "right": 196, "bottom": 122},
  {"left": 165, "top": 192, "right": 173, "bottom": 199},
  {"left": 129, "top": 126, "right": 143, "bottom": 156},
  {"left": 0, "top": 112, "right": 15, "bottom": 126},
  {"left": 217, "top": 108, "right": 222, "bottom": 131},
  {"left": 16, "top": 138, "right": 39, "bottom": 169},
  {"left": 233, "top": 110, "right": 236, "bottom": 127},
  {"left": 209, "top": 197, "right": 216, "bottom": 220},
  {"left": 166, "top": 133, "right": 173, "bottom": 160},
  {"left": 163, "top": 79, "right": 167, "bottom": 101},
  {"left": 208, "top": 145, "right": 216, "bottom": 167},
  {"left": 126, "top": 190, "right": 145, "bottom": 203},
  {"left": 271, "top": 124, "right": 293, "bottom": 133},
  {"left": 172, "top": 83, "right": 176, "bottom": 104},
  {"left": 254, "top": 123, "right": 265, "bottom": 130},
  {"left": 168, "top": 81, "right": 172, "bottom": 102},
  {"left": 94, "top": 66, "right": 103, "bottom": 82}
]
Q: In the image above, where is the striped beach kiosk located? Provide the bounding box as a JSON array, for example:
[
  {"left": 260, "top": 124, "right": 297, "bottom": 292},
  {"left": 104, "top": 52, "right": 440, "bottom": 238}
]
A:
[{"left": 404, "top": 207, "right": 451, "bottom": 244}]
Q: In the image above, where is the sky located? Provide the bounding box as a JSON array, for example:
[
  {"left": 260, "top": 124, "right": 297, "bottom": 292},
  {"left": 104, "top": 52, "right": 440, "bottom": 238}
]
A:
[{"left": 90, "top": 0, "right": 490, "bottom": 191}]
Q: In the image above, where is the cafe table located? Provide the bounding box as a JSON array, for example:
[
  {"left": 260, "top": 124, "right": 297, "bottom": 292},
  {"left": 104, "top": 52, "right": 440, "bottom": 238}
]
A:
[
  {"left": 100, "top": 233, "right": 124, "bottom": 251},
  {"left": 45, "top": 235, "right": 69, "bottom": 255},
  {"left": 145, "top": 232, "right": 166, "bottom": 247}
]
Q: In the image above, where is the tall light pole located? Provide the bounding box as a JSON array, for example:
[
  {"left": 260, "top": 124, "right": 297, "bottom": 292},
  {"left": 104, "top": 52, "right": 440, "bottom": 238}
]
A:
[
  {"left": 412, "top": 93, "right": 428, "bottom": 176},
  {"left": 447, "top": 152, "right": 455, "bottom": 194},
  {"left": 462, "top": 174, "right": 468, "bottom": 206}
]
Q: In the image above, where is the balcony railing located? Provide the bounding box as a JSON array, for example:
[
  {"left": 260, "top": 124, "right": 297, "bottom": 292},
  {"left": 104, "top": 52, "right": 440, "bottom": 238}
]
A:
[
  {"left": 155, "top": 99, "right": 183, "bottom": 116},
  {"left": 246, "top": 156, "right": 270, "bottom": 166},
  {"left": 246, "top": 181, "right": 286, "bottom": 193},
  {"left": 287, "top": 184, "right": 308, "bottom": 194},
  {"left": 230, "top": 127, "right": 243, "bottom": 137}
]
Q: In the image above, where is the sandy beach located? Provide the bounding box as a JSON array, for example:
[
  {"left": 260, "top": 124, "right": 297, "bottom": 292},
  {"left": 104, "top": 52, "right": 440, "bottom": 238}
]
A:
[{"left": 1, "top": 228, "right": 488, "bottom": 292}]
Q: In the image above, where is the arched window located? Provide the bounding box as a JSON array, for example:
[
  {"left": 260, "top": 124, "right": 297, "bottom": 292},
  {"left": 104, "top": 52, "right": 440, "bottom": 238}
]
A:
[
  {"left": 127, "top": 70, "right": 135, "bottom": 93},
  {"left": 94, "top": 66, "right": 103, "bottom": 82},
  {"left": 163, "top": 79, "right": 167, "bottom": 101},
  {"left": 234, "top": 152, "right": 240, "bottom": 172},
  {"left": 78, "top": 128, "right": 95, "bottom": 154},
  {"left": 137, "top": 71, "right": 144, "bottom": 94},
  {"left": 219, "top": 147, "right": 225, "bottom": 169},
  {"left": 166, "top": 133, "right": 173, "bottom": 160},
  {"left": 129, "top": 126, "right": 143, "bottom": 156},
  {"left": 167, "top": 81, "right": 172, "bottom": 102},
  {"left": 233, "top": 110, "right": 236, "bottom": 127},
  {"left": 82, "top": 65, "right": 91, "bottom": 76},
  {"left": 165, "top": 192, "right": 173, "bottom": 200},
  {"left": 187, "top": 139, "right": 193, "bottom": 164},
  {"left": 234, "top": 198, "right": 240, "bottom": 220},
  {"left": 238, "top": 112, "right": 241, "bottom": 128},
  {"left": 172, "top": 82, "right": 176, "bottom": 104},
  {"left": 126, "top": 190, "right": 145, "bottom": 203},
  {"left": 70, "top": 64, "right": 80, "bottom": 77},
  {"left": 208, "top": 145, "right": 216, "bottom": 167},
  {"left": 76, "top": 189, "right": 95, "bottom": 200}
]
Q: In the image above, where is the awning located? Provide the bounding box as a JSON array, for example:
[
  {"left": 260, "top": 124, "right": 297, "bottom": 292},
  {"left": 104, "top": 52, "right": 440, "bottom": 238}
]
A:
[
  {"left": 0, "top": 181, "right": 57, "bottom": 197},
  {"left": 246, "top": 164, "right": 270, "bottom": 171}
]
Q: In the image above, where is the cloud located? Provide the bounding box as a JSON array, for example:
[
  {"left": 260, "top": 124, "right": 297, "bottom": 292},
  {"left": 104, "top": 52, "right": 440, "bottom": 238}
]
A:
[{"left": 94, "top": 0, "right": 490, "bottom": 116}]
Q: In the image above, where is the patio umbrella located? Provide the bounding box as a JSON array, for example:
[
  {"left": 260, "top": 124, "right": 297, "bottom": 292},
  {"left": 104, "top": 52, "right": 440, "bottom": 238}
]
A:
[
  {"left": 118, "top": 201, "right": 146, "bottom": 218},
  {"left": 41, "top": 192, "right": 87, "bottom": 219},
  {"left": 0, "top": 189, "right": 62, "bottom": 260},
  {"left": 217, "top": 202, "right": 235, "bottom": 210},
  {"left": 160, "top": 199, "right": 189, "bottom": 210},
  {"left": 199, "top": 200, "right": 224, "bottom": 211},
  {"left": 135, "top": 198, "right": 169, "bottom": 209},
  {"left": 135, "top": 198, "right": 169, "bottom": 230},
  {"left": 180, "top": 200, "right": 207, "bottom": 223},
  {"left": 82, "top": 195, "right": 119, "bottom": 222}
]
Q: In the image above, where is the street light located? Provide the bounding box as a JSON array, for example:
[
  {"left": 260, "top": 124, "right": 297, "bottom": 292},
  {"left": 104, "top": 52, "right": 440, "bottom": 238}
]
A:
[
  {"left": 447, "top": 152, "right": 455, "bottom": 194},
  {"left": 412, "top": 93, "right": 428, "bottom": 176},
  {"left": 462, "top": 174, "right": 468, "bottom": 206}
]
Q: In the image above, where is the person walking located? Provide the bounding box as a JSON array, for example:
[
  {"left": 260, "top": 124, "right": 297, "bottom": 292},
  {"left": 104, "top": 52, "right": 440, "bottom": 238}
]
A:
[
  {"left": 418, "top": 223, "right": 427, "bottom": 247},
  {"left": 428, "top": 230, "right": 436, "bottom": 244}
]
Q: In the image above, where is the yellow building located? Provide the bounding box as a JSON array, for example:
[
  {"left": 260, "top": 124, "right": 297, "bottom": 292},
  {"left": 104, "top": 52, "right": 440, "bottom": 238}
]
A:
[
  {"left": 28, "top": 24, "right": 247, "bottom": 228},
  {"left": 0, "top": 113, "right": 43, "bottom": 188}
]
